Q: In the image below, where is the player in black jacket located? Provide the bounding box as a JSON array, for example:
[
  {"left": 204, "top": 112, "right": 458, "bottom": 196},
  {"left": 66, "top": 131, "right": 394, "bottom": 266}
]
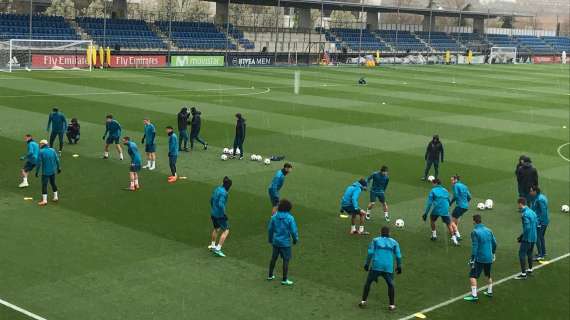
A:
[
  {"left": 231, "top": 113, "right": 246, "bottom": 160},
  {"left": 422, "top": 135, "right": 444, "bottom": 181},
  {"left": 177, "top": 107, "right": 190, "bottom": 151},
  {"left": 190, "top": 107, "right": 208, "bottom": 151},
  {"left": 515, "top": 155, "right": 538, "bottom": 201}
]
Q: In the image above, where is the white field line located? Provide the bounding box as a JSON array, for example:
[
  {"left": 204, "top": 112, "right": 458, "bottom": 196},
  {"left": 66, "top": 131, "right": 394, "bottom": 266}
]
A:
[
  {"left": 557, "top": 143, "right": 570, "bottom": 162},
  {"left": 398, "top": 252, "right": 570, "bottom": 320},
  {"left": 0, "top": 298, "right": 47, "bottom": 320}
]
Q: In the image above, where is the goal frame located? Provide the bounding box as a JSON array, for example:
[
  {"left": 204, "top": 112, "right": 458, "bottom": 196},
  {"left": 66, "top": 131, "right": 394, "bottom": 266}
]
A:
[
  {"left": 489, "top": 46, "right": 517, "bottom": 64},
  {"left": 1, "top": 39, "right": 94, "bottom": 72}
]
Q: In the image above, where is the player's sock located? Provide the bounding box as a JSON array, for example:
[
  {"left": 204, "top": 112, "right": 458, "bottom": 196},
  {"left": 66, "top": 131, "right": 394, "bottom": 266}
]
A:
[
  {"left": 104, "top": 151, "right": 109, "bottom": 158},
  {"left": 130, "top": 181, "right": 135, "bottom": 189},
  {"left": 451, "top": 235, "right": 458, "bottom": 244},
  {"left": 53, "top": 191, "right": 58, "bottom": 200},
  {"left": 42, "top": 194, "right": 48, "bottom": 202},
  {"left": 23, "top": 177, "right": 28, "bottom": 184},
  {"left": 134, "top": 179, "right": 139, "bottom": 188},
  {"left": 119, "top": 153, "right": 124, "bottom": 160},
  {"left": 151, "top": 161, "right": 156, "bottom": 169},
  {"left": 350, "top": 225, "right": 356, "bottom": 233},
  {"left": 432, "top": 230, "right": 437, "bottom": 238},
  {"left": 456, "top": 231, "right": 461, "bottom": 238},
  {"left": 471, "top": 286, "right": 477, "bottom": 297},
  {"left": 216, "top": 244, "right": 222, "bottom": 251},
  {"left": 487, "top": 283, "right": 493, "bottom": 294},
  {"left": 211, "top": 241, "right": 216, "bottom": 247}
]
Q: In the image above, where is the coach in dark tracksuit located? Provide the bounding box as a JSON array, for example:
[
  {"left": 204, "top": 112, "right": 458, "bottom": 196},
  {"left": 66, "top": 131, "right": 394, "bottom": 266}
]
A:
[
  {"left": 190, "top": 107, "right": 208, "bottom": 151},
  {"left": 177, "top": 107, "right": 190, "bottom": 151},
  {"left": 515, "top": 155, "right": 538, "bottom": 201},
  {"left": 422, "top": 135, "right": 444, "bottom": 181},
  {"left": 232, "top": 113, "right": 246, "bottom": 159}
]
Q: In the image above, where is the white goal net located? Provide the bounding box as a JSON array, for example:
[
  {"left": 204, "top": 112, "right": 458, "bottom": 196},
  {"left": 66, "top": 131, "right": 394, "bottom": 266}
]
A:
[
  {"left": 489, "top": 46, "right": 517, "bottom": 64},
  {"left": 0, "top": 39, "right": 93, "bottom": 72}
]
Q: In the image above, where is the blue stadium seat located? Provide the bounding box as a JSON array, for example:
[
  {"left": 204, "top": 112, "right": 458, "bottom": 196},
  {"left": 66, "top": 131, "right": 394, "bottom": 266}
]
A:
[
  {"left": 76, "top": 17, "right": 166, "bottom": 49},
  {"left": 0, "top": 13, "right": 80, "bottom": 40}
]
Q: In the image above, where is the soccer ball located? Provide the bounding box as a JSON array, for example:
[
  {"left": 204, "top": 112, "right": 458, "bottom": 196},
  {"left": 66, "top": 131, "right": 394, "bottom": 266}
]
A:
[
  {"left": 477, "top": 202, "right": 486, "bottom": 210},
  {"left": 256, "top": 155, "right": 263, "bottom": 161},
  {"left": 485, "top": 199, "right": 494, "bottom": 209},
  {"left": 220, "top": 154, "right": 228, "bottom": 161},
  {"left": 427, "top": 175, "right": 435, "bottom": 182},
  {"left": 264, "top": 158, "right": 271, "bottom": 165},
  {"left": 562, "top": 205, "right": 570, "bottom": 213},
  {"left": 222, "top": 148, "right": 230, "bottom": 154},
  {"left": 250, "top": 154, "right": 257, "bottom": 161},
  {"left": 395, "top": 219, "right": 405, "bottom": 228}
]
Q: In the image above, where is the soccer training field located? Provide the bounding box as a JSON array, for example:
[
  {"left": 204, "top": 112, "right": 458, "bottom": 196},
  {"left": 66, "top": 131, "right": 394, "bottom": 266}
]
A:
[{"left": 0, "top": 64, "right": 568, "bottom": 320}]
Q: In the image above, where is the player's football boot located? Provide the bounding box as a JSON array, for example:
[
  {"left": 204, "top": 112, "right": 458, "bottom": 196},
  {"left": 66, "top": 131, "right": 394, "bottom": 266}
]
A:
[
  {"left": 18, "top": 181, "right": 29, "bottom": 188},
  {"left": 267, "top": 275, "right": 276, "bottom": 281},
  {"left": 483, "top": 291, "right": 493, "bottom": 298},
  {"left": 213, "top": 249, "right": 226, "bottom": 257},
  {"left": 358, "top": 301, "right": 367, "bottom": 308},
  {"left": 281, "top": 280, "right": 294, "bottom": 286},
  {"left": 463, "top": 295, "right": 479, "bottom": 302},
  {"left": 388, "top": 305, "right": 396, "bottom": 311}
]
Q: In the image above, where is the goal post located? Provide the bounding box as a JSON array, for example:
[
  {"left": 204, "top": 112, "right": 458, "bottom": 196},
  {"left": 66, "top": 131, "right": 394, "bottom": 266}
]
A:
[
  {"left": 489, "top": 46, "right": 517, "bottom": 64},
  {"left": 0, "top": 39, "right": 94, "bottom": 72}
]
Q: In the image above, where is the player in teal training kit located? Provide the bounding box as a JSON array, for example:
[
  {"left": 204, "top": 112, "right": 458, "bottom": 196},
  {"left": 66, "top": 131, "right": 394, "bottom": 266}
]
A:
[
  {"left": 19, "top": 134, "right": 40, "bottom": 188},
  {"left": 142, "top": 118, "right": 157, "bottom": 170},
  {"left": 366, "top": 165, "right": 390, "bottom": 221},
  {"left": 122, "top": 137, "right": 141, "bottom": 191},
  {"left": 35, "top": 140, "right": 61, "bottom": 206},
  {"left": 340, "top": 178, "right": 369, "bottom": 235},
  {"left": 464, "top": 214, "right": 497, "bottom": 302},
  {"left": 515, "top": 198, "right": 538, "bottom": 280},
  {"left": 359, "top": 226, "right": 402, "bottom": 311},
  {"left": 450, "top": 175, "right": 472, "bottom": 241},
  {"left": 268, "top": 163, "right": 293, "bottom": 214},
  {"left": 166, "top": 126, "right": 179, "bottom": 182},
  {"left": 267, "top": 199, "right": 299, "bottom": 286},
  {"left": 529, "top": 186, "right": 549, "bottom": 261},
  {"left": 47, "top": 107, "right": 67, "bottom": 153},
  {"left": 423, "top": 178, "right": 458, "bottom": 245},
  {"left": 209, "top": 176, "right": 233, "bottom": 257},
  {"left": 103, "top": 114, "right": 124, "bottom": 160}
]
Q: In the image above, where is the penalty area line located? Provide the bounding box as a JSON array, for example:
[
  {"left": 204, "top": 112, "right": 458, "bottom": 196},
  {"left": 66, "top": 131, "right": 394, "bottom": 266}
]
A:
[
  {"left": 398, "top": 252, "right": 570, "bottom": 320},
  {"left": 0, "top": 297, "right": 47, "bottom": 320}
]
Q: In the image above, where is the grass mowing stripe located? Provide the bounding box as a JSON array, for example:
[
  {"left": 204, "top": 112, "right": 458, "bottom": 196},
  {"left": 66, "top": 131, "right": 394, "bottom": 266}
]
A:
[
  {"left": 397, "top": 253, "right": 570, "bottom": 320},
  {"left": 0, "top": 298, "right": 47, "bottom": 320}
]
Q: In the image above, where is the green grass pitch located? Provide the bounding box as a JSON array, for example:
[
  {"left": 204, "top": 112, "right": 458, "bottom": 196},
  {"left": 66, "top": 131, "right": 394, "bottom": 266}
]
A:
[{"left": 0, "top": 64, "right": 568, "bottom": 320}]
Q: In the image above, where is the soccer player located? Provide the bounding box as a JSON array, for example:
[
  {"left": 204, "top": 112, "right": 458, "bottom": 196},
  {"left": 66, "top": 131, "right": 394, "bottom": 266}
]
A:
[
  {"left": 422, "top": 178, "right": 457, "bottom": 245},
  {"left": 209, "top": 176, "right": 232, "bottom": 257},
  {"left": 340, "top": 178, "right": 369, "bottom": 235},
  {"left": 66, "top": 118, "right": 80, "bottom": 144},
  {"left": 177, "top": 107, "right": 190, "bottom": 151},
  {"left": 450, "top": 175, "right": 472, "bottom": 241},
  {"left": 515, "top": 155, "right": 538, "bottom": 202},
  {"left": 19, "top": 134, "right": 40, "bottom": 188},
  {"left": 515, "top": 198, "right": 538, "bottom": 280},
  {"left": 366, "top": 165, "right": 390, "bottom": 221},
  {"left": 463, "top": 214, "right": 497, "bottom": 302},
  {"left": 359, "top": 226, "right": 402, "bottom": 310},
  {"left": 141, "top": 118, "right": 156, "bottom": 170},
  {"left": 529, "top": 186, "right": 549, "bottom": 261},
  {"left": 268, "top": 163, "right": 293, "bottom": 214},
  {"left": 422, "top": 135, "right": 444, "bottom": 181},
  {"left": 189, "top": 107, "right": 208, "bottom": 151},
  {"left": 35, "top": 140, "right": 61, "bottom": 206},
  {"left": 166, "top": 126, "right": 178, "bottom": 182},
  {"left": 231, "top": 113, "right": 246, "bottom": 160},
  {"left": 267, "top": 199, "right": 299, "bottom": 286},
  {"left": 102, "top": 114, "right": 123, "bottom": 160},
  {"left": 122, "top": 137, "right": 141, "bottom": 191},
  {"left": 46, "top": 107, "right": 67, "bottom": 153}
]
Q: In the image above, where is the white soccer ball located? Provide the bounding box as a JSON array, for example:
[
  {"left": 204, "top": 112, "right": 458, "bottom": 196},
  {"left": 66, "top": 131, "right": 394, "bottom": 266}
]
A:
[
  {"left": 562, "top": 205, "right": 570, "bottom": 213},
  {"left": 477, "top": 202, "right": 486, "bottom": 210},
  {"left": 264, "top": 158, "right": 271, "bottom": 165},
  {"left": 250, "top": 154, "right": 257, "bottom": 161},
  {"left": 220, "top": 154, "right": 228, "bottom": 161},
  {"left": 395, "top": 219, "right": 405, "bottom": 228},
  {"left": 256, "top": 155, "right": 263, "bottom": 161},
  {"left": 485, "top": 199, "right": 494, "bottom": 209},
  {"left": 222, "top": 148, "right": 229, "bottom": 154},
  {"left": 427, "top": 175, "right": 435, "bottom": 182}
]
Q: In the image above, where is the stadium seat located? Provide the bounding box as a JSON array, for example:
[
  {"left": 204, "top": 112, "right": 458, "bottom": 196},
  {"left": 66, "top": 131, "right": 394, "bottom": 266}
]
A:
[
  {"left": 76, "top": 17, "right": 166, "bottom": 50},
  {"left": 0, "top": 13, "right": 80, "bottom": 41}
]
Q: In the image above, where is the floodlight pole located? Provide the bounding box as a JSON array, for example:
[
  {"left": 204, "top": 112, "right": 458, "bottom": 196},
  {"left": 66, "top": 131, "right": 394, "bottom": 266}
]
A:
[
  {"left": 103, "top": 0, "right": 107, "bottom": 48},
  {"left": 225, "top": 0, "right": 231, "bottom": 65},
  {"left": 456, "top": 8, "right": 462, "bottom": 63},
  {"left": 167, "top": 0, "right": 173, "bottom": 63},
  {"left": 273, "top": 0, "right": 281, "bottom": 63},
  {"left": 428, "top": 8, "right": 432, "bottom": 51},
  {"left": 358, "top": 0, "right": 364, "bottom": 59},
  {"left": 28, "top": 0, "right": 32, "bottom": 68}
]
